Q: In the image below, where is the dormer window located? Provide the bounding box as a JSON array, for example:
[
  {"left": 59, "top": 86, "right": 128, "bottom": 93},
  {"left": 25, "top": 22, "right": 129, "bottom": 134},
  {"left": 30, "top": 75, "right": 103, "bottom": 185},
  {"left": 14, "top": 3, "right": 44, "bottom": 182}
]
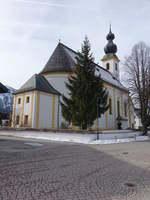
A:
[
  {"left": 106, "top": 63, "right": 110, "bottom": 70},
  {"left": 115, "top": 63, "right": 118, "bottom": 71}
]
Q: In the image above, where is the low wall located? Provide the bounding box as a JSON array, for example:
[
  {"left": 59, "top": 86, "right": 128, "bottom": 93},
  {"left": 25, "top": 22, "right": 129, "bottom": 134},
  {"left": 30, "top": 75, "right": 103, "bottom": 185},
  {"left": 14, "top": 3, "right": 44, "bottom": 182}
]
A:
[
  {"left": 0, "top": 131, "right": 97, "bottom": 144},
  {"left": 0, "top": 130, "right": 144, "bottom": 144},
  {"left": 99, "top": 131, "right": 143, "bottom": 140}
]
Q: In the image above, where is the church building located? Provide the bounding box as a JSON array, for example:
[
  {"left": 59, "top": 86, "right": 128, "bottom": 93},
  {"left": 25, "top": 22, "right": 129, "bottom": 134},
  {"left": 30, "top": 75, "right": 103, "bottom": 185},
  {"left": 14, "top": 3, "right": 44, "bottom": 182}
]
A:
[{"left": 12, "top": 28, "right": 134, "bottom": 130}]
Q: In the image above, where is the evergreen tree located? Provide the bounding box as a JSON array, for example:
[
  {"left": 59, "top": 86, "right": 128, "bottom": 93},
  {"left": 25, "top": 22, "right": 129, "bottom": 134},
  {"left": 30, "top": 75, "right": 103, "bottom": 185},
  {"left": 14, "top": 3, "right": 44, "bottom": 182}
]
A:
[{"left": 61, "top": 37, "right": 109, "bottom": 130}]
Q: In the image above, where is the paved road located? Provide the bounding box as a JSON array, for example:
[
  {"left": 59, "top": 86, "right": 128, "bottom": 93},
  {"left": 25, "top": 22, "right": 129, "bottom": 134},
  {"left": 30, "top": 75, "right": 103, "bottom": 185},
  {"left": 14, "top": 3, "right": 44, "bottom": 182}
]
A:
[{"left": 0, "top": 136, "right": 150, "bottom": 200}]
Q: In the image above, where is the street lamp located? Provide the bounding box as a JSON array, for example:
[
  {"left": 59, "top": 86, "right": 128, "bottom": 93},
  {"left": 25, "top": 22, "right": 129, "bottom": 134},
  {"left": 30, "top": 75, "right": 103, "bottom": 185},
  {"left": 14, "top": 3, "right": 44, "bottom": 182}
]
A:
[{"left": 96, "top": 97, "right": 100, "bottom": 140}]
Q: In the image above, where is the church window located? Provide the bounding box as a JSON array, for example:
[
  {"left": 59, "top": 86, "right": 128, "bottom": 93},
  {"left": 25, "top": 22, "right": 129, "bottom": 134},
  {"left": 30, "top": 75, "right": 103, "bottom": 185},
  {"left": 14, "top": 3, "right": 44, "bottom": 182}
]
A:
[
  {"left": 26, "top": 96, "right": 30, "bottom": 103},
  {"left": 109, "top": 98, "right": 112, "bottom": 115},
  {"left": 117, "top": 100, "right": 120, "bottom": 116},
  {"left": 115, "top": 63, "right": 118, "bottom": 71},
  {"left": 124, "top": 102, "right": 127, "bottom": 117},
  {"left": 24, "top": 115, "right": 28, "bottom": 125},
  {"left": 106, "top": 63, "right": 110, "bottom": 70},
  {"left": 16, "top": 116, "right": 20, "bottom": 125},
  {"left": 18, "top": 98, "right": 21, "bottom": 104}
]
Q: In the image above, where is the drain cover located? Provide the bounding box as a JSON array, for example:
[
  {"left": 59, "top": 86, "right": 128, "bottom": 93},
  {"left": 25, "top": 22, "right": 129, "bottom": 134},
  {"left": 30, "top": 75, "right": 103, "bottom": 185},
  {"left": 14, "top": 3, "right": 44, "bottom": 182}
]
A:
[
  {"left": 124, "top": 182, "right": 136, "bottom": 188},
  {"left": 0, "top": 139, "right": 7, "bottom": 142},
  {"left": 13, "top": 147, "right": 30, "bottom": 150},
  {"left": 123, "top": 152, "right": 128, "bottom": 155}
]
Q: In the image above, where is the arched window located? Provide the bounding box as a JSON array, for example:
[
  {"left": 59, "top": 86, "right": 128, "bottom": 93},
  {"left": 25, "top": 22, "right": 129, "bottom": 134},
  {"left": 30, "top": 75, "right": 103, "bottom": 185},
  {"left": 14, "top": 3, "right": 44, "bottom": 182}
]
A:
[
  {"left": 24, "top": 115, "right": 29, "bottom": 125},
  {"left": 109, "top": 98, "right": 112, "bottom": 115},
  {"left": 106, "top": 63, "right": 110, "bottom": 70},
  {"left": 16, "top": 116, "right": 20, "bottom": 125},
  {"left": 26, "top": 96, "right": 30, "bottom": 103},
  {"left": 115, "top": 63, "right": 118, "bottom": 71},
  {"left": 117, "top": 100, "right": 120, "bottom": 116},
  {"left": 124, "top": 102, "right": 127, "bottom": 117}
]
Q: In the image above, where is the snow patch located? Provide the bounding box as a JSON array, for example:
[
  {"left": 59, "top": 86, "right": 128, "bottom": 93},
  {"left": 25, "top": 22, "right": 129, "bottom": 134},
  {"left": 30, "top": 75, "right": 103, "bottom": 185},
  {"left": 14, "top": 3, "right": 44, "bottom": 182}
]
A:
[{"left": 90, "top": 136, "right": 149, "bottom": 144}]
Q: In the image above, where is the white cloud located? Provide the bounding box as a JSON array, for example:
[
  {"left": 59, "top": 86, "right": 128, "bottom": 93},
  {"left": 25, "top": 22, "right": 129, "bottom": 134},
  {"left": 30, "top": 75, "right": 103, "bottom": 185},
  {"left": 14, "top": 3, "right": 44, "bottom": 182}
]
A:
[
  {"left": 14, "top": 0, "right": 77, "bottom": 8},
  {"left": 0, "top": 0, "right": 150, "bottom": 88}
]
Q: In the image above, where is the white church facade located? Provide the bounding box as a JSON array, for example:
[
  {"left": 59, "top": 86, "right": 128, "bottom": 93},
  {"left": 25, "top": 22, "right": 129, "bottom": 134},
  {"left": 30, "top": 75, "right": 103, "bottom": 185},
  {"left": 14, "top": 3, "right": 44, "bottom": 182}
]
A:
[{"left": 12, "top": 29, "right": 134, "bottom": 130}]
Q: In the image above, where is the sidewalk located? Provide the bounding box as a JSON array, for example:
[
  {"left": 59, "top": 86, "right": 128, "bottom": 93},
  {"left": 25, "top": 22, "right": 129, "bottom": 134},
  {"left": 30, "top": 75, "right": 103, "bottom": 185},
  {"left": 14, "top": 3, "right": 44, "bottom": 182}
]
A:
[{"left": 0, "top": 130, "right": 149, "bottom": 144}]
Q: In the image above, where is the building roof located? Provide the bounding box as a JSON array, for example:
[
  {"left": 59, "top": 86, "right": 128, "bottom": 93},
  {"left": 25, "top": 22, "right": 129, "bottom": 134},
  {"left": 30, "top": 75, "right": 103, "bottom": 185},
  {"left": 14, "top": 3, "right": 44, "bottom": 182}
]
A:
[
  {"left": 40, "top": 42, "right": 128, "bottom": 92},
  {"left": 14, "top": 74, "right": 60, "bottom": 95},
  {"left": 104, "top": 27, "right": 117, "bottom": 55},
  {"left": 41, "top": 42, "right": 77, "bottom": 74},
  {"left": 0, "top": 82, "right": 8, "bottom": 93}
]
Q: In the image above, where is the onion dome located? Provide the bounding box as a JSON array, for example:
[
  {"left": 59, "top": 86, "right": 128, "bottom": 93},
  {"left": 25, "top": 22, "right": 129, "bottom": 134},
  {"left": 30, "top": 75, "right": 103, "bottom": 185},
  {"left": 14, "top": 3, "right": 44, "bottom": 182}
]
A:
[{"left": 104, "top": 27, "right": 117, "bottom": 55}]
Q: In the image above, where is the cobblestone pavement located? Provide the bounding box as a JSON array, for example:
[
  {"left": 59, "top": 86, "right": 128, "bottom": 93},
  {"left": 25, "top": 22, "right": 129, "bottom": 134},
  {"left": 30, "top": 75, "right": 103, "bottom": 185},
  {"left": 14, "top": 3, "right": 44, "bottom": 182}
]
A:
[{"left": 0, "top": 136, "right": 150, "bottom": 200}]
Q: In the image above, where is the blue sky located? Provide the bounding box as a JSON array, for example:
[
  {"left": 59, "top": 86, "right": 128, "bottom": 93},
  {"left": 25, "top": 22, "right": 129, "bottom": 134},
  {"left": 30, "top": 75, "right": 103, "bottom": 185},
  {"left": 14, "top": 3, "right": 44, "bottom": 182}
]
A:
[{"left": 1, "top": 0, "right": 150, "bottom": 89}]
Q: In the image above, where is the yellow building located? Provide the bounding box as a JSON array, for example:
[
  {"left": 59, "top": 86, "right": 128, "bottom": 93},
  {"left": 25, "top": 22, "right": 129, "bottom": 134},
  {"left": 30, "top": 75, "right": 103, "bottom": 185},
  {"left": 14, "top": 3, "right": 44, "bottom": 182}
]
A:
[
  {"left": 12, "top": 74, "right": 60, "bottom": 129},
  {"left": 12, "top": 28, "right": 134, "bottom": 130}
]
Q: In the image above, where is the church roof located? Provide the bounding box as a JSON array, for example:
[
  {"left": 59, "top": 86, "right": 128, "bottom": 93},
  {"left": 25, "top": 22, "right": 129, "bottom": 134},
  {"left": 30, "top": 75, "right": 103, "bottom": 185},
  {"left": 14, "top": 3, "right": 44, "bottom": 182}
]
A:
[
  {"left": 40, "top": 42, "right": 128, "bottom": 92},
  {"left": 104, "top": 27, "right": 117, "bottom": 55},
  {"left": 41, "top": 42, "right": 77, "bottom": 74},
  {"left": 14, "top": 74, "right": 60, "bottom": 95},
  {"left": 0, "top": 82, "right": 8, "bottom": 93}
]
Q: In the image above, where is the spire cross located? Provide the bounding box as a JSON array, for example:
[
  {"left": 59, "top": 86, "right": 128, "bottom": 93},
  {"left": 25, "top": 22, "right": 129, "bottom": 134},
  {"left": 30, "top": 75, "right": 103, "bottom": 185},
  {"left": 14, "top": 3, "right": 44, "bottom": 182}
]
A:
[{"left": 109, "top": 23, "right": 112, "bottom": 32}]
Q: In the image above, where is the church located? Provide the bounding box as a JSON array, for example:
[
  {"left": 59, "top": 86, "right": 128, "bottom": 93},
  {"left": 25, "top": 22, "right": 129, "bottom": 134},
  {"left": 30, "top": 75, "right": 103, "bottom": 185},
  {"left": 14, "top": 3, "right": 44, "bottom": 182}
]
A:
[{"left": 12, "top": 28, "right": 134, "bottom": 130}]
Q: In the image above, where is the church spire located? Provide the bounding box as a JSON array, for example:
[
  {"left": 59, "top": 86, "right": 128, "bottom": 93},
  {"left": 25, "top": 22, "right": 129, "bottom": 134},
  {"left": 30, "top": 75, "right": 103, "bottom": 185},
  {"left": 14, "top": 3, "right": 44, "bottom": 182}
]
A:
[
  {"left": 104, "top": 26, "right": 117, "bottom": 55},
  {"left": 101, "top": 27, "right": 120, "bottom": 80}
]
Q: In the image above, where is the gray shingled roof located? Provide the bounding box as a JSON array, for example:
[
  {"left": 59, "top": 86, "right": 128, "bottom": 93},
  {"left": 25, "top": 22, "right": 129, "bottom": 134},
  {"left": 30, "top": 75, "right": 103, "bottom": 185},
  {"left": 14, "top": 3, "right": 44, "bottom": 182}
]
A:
[
  {"left": 0, "top": 82, "right": 8, "bottom": 93},
  {"left": 40, "top": 42, "right": 128, "bottom": 92},
  {"left": 14, "top": 74, "right": 60, "bottom": 95},
  {"left": 40, "top": 42, "right": 77, "bottom": 74}
]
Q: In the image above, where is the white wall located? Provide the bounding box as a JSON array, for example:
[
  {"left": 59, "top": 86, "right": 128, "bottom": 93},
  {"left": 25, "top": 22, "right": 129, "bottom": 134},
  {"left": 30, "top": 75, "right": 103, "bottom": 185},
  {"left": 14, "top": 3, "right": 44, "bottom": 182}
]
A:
[
  {"left": 96, "top": 85, "right": 129, "bottom": 130},
  {"left": 44, "top": 72, "right": 131, "bottom": 130},
  {"left": 102, "top": 59, "right": 120, "bottom": 80},
  {"left": 12, "top": 90, "right": 59, "bottom": 129},
  {"left": 38, "top": 92, "right": 59, "bottom": 129},
  {"left": 44, "top": 73, "right": 71, "bottom": 96}
]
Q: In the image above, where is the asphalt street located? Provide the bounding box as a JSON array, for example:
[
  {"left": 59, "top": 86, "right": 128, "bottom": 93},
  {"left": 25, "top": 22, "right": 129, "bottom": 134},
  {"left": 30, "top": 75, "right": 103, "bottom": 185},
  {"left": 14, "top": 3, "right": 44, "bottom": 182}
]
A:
[{"left": 0, "top": 136, "right": 150, "bottom": 200}]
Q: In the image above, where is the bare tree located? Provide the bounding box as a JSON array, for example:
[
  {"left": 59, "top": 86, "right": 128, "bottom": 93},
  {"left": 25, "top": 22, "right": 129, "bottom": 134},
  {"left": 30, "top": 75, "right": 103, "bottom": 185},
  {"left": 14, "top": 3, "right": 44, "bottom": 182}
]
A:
[{"left": 124, "top": 42, "right": 150, "bottom": 134}]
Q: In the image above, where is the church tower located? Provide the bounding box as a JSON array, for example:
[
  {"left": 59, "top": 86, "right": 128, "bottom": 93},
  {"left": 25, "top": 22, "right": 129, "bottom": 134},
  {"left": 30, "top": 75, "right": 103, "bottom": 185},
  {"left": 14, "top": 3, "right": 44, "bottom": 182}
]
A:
[{"left": 101, "top": 27, "right": 120, "bottom": 80}]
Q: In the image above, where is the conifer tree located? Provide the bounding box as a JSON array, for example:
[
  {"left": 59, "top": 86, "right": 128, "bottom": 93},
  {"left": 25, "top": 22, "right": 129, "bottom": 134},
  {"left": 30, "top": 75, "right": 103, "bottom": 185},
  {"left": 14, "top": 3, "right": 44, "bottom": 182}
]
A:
[{"left": 61, "top": 37, "right": 108, "bottom": 130}]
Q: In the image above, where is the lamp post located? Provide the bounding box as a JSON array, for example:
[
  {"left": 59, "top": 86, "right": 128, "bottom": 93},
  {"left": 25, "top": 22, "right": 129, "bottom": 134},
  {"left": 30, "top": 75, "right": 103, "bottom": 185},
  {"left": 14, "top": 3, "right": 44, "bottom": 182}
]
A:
[
  {"left": 57, "top": 95, "right": 60, "bottom": 129},
  {"left": 97, "top": 97, "right": 100, "bottom": 140}
]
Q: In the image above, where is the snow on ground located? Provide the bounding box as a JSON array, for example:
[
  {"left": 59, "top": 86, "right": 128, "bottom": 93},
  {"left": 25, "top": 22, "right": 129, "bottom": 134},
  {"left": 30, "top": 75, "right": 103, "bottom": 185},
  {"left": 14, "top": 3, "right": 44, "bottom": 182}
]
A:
[
  {"left": 0, "top": 130, "right": 149, "bottom": 144},
  {"left": 90, "top": 136, "right": 149, "bottom": 144}
]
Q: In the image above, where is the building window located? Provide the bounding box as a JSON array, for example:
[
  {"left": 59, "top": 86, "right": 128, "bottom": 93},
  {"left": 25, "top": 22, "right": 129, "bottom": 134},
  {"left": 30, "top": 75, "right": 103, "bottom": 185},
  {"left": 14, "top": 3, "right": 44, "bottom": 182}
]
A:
[
  {"left": 16, "top": 116, "right": 20, "bottom": 125},
  {"left": 18, "top": 98, "right": 21, "bottom": 104},
  {"left": 24, "top": 115, "right": 28, "bottom": 125},
  {"left": 109, "top": 98, "right": 112, "bottom": 115},
  {"left": 117, "top": 100, "right": 120, "bottom": 116},
  {"left": 26, "top": 96, "right": 30, "bottom": 103},
  {"left": 124, "top": 102, "right": 127, "bottom": 117},
  {"left": 115, "top": 63, "right": 118, "bottom": 71},
  {"left": 106, "top": 63, "right": 110, "bottom": 70}
]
